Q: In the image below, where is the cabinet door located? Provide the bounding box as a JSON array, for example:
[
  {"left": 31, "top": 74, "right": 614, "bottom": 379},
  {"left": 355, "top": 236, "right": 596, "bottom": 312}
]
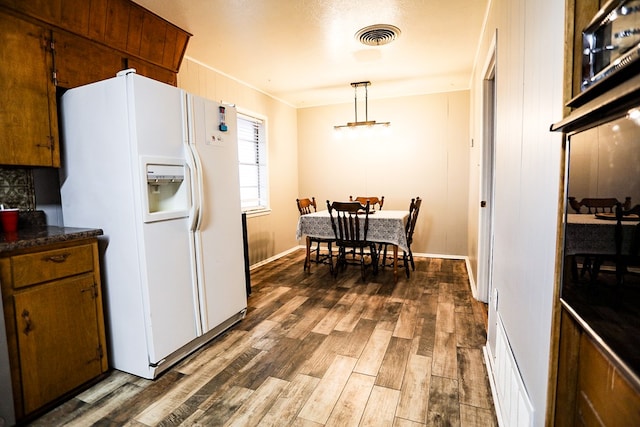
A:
[
  {"left": 54, "top": 31, "right": 124, "bottom": 88},
  {"left": 128, "top": 57, "right": 177, "bottom": 86},
  {"left": 13, "top": 273, "right": 105, "bottom": 414},
  {"left": 0, "top": 12, "right": 59, "bottom": 166}
]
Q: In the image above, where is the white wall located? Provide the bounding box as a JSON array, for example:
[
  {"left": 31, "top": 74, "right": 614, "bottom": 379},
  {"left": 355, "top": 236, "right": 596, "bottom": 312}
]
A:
[
  {"left": 297, "top": 91, "right": 470, "bottom": 256},
  {"left": 468, "top": 0, "right": 565, "bottom": 425}
]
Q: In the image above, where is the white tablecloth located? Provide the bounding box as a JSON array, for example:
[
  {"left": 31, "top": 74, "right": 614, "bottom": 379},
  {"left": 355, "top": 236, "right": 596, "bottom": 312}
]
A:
[
  {"left": 296, "top": 210, "right": 410, "bottom": 253},
  {"left": 565, "top": 213, "right": 640, "bottom": 255}
]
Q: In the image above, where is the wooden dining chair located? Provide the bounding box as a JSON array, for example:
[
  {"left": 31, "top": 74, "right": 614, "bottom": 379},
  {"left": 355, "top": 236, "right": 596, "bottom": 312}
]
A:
[
  {"left": 327, "top": 200, "right": 378, "bottom": 280},
  {"left": 296, "top": 197, "right": 333, "bottom": 272},
  {"left": 568, "top": 196, "right": 632, "bottom": 282},
  {"left": 380, "top": 197, "right": 422, "bottom": 278},
  {"left": 569, "top": 196, "right": 631, "bottom": 214},
  {"left": 349, "top": 196, "right": 384, "bottom": 211},
  {"left": 615, "top": 203, "right": 640, "bottom": 285}
]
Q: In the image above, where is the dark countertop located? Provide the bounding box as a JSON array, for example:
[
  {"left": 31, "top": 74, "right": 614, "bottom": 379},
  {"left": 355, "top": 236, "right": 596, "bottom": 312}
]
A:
[{"left": 0, "top": 226, "right": 103, "bottom": 253}]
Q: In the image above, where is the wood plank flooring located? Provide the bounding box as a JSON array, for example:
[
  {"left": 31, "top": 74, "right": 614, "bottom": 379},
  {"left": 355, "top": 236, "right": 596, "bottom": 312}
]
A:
[{"left": 28, "top": 249, "right": 497, "bottom": 426}]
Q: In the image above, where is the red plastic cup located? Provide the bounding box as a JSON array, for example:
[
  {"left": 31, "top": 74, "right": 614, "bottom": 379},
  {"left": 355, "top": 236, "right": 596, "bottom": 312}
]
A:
[{"left": 0, "top": 209, "right": 19, "bottom": 233}]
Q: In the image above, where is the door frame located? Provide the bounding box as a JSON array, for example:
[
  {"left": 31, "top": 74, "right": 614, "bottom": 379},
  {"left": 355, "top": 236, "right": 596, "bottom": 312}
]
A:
[{"left": 477, "top": 31, "right": 497, "bottom": 304}]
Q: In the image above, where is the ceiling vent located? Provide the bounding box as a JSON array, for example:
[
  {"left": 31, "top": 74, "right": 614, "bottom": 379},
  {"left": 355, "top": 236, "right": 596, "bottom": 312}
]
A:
[{"left": 355, "top": 24, "right": 401, "bottom": 46}]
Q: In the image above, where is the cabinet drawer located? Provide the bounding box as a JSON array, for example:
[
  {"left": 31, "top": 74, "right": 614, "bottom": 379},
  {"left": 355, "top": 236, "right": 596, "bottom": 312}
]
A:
[{"left": 11, "top": 244, "right": 94, "bottom": 288}]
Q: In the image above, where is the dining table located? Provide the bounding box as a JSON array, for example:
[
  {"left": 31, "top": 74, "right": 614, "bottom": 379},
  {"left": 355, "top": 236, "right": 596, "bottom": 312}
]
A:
[
  {"left": 565, "top": 213, "right": 640, "bottom": 282},
  {"left": 296, "top": 209, "right": 410, "bottom": 282},
  {"left": 565, "top": 213, "right": 639, "bottom": 256}
]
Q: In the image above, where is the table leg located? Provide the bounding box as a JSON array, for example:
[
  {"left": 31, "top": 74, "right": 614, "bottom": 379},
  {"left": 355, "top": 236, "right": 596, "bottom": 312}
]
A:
[
  {"left": 305, "top": 236, "right": 311, "bottom": 271},
  {"left": 393, "top": 244, "right": 398, "bottom": 282}
]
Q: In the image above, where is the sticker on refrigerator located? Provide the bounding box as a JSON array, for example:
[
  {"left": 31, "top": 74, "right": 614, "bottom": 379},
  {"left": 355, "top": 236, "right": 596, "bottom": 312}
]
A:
[{"left": 219, "top": 106, "right": 228, "bottom": 132}]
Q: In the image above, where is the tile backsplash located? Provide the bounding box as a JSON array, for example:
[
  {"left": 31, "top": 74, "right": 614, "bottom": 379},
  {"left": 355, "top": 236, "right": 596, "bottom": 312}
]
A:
[{"left": 0, "top": 167, "right": 36, "bottom": 210}]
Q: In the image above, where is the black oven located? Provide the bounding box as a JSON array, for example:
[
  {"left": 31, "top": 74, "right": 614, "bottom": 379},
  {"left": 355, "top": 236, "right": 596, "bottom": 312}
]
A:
[{"left": 552, "top": 66, "right": 640, "bottom": 386}]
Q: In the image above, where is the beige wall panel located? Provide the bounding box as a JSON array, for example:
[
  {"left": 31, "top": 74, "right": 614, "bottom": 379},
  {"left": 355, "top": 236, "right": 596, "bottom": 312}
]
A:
[{"left": 297, "top": 91, "right": 470, "bottom": 257}]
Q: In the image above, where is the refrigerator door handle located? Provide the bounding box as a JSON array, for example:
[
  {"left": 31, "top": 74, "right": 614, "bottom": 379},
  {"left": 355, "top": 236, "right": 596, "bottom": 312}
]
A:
[{"left": 185, "top": 143, "right": 203, "bottom": 231}]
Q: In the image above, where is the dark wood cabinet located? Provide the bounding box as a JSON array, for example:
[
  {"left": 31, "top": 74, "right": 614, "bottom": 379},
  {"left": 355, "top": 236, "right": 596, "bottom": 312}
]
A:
[
  {"left": 0, "top": 12, "right": 59, "bottom": 167},
  {"left": 1, "top": 0, "right": 190, "bottom": 73},
  {"left": 54, "top": 30, "right": 124, "bottom": 88},
  {"left": 0, "top": 0, "right": 190, "bottom": 166},
  {"left": 127, "top": 57, "right": 177, "bottom": 86},
  {"left": 555, "top": 309, "right": 640, "bottom": 426},
  {"left": 0, "top": 238, "right": 108, "bottom": 422}
]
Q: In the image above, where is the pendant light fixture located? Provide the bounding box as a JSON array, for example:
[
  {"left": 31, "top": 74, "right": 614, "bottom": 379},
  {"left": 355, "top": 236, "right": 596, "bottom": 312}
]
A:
[{"left": 334, "top": 81, "right": 390, "bottom": 131}]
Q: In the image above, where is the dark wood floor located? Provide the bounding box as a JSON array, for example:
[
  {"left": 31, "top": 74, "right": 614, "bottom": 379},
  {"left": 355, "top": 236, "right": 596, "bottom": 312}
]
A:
[{"left": 28, "top": 249, "right": 496, "bottom": 426}]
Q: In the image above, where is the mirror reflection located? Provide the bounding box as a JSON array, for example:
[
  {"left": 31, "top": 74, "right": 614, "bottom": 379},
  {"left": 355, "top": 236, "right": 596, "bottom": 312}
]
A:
[{"left": 563, "top": 109, "right": 640, "bottom": 374}]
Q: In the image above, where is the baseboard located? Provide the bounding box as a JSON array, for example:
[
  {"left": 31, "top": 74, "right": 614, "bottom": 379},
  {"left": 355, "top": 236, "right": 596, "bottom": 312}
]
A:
[
  {"left": 249, "top": 246, "right": 302, "bottom": 270},
  {"left": 262, "top": 247, "right": 471, "bottom": 272},
  {"left": 484, "top": 345, "right": 505, "bottom": 427},
  {"left": 465, "top": 257, "right": 478, "bottom": 300},
  {"left": 412, "top": 251, "right": 467, "bottom": 260}
]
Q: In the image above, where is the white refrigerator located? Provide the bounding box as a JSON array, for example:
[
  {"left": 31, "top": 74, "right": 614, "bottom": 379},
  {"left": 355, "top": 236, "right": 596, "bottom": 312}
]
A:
[{"left": 59, "top": 70, "right": 247, "bottom": 379}]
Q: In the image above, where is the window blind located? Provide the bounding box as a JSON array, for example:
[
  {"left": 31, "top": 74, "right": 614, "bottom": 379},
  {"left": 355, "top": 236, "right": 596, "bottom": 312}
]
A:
[{"left": 237, "top": 113, "right": 268, "bottom": 212}]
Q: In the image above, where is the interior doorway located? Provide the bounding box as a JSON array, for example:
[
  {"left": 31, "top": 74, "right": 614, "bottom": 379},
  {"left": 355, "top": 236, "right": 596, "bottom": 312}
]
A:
[{"left": 477, "top": 35, "right": 497, "bottom": 305}]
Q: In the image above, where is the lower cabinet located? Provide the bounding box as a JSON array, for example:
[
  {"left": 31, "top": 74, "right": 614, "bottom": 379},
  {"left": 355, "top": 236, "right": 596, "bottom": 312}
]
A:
[
  {"left": 0, "top": 238, "right": 108, "bottom": 422},
  {"left": 555, "top": 307, "right": 640, "bottom": 426},
  {"left": 575, "top": 334, "right": 640, "bottom": 426}
]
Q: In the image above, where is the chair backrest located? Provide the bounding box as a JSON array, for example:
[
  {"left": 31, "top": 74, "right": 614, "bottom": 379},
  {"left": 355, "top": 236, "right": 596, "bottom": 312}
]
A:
[
  {"left": 406, "top": 197, "right": 422, "bottom": 245},
  {"left": 615, "top": 203, "right": 640, "bottom": 256},
  {"left": 296, "top": 197, "right": 317, "bottom": 215},
  {"left": 349, "top": 196, "right": 384, "bottom": 210},
  {"left": 327, "top": 200, "right": 370, "bottom": 244},
  {"left": 569, "top": 196, "right": 631, "bottom": 214}
]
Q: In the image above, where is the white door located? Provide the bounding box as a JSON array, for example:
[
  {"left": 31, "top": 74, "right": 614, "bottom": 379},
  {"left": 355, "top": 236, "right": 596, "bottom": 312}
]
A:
[{"left": 188, "top": 94, "right": 247, "bottom": 333}]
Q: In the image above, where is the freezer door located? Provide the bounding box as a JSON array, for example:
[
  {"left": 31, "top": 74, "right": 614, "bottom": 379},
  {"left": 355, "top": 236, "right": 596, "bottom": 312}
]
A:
[
  {"left": 141, "top": 217, "right": 199, "bottom": 365},
  {"left": 188, "top": 95, "right": 247, "bottom": 333}
]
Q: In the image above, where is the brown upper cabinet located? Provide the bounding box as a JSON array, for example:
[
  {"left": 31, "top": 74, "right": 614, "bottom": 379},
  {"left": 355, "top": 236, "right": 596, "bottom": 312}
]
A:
[
  {"left": 1, "top": 0, "right": 190, "bottom": 73},
  {"left": 54, "top": 30, "right": 125, "bottom": 89},
  {"left": 0, "top": 0, "right": 190, "bottom": 166},
  {"left": 0, "top": 12, "right": 59, "bottom": 167}
]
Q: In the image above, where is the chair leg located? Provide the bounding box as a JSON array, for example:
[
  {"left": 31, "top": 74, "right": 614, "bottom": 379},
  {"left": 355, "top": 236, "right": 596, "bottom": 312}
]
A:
[
  {"left": 304, "top": 236, "right": 311, "bottom": 271},
  {"left": 382, "top": 243, "right": 388, "bottom": 269},
  {"left": 403, "top": 252, "right": 410, "bottom": 278},
  {"left": 409, "top": 249, "right": 415, "bottom": 271},
  {"left": 315, "top": 241, "right": 321, "bottom": 264},
  {"left": 328, "top": 242, "right": 334, "bottom": 274},
  {"left": 371, "top": 244, "right": 379, "bottom": 275},
  {"left": 580, "top": 255, "right": 593, "bottom": 278},
  {"left": 335, "top": 247, "right": 345, "bottom": 276}
]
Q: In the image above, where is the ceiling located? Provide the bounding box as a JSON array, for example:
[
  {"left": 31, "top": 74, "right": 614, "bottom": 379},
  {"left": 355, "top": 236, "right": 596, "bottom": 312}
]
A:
[{"left": 133, "top": 0, "right": 489, "bottom": 108}]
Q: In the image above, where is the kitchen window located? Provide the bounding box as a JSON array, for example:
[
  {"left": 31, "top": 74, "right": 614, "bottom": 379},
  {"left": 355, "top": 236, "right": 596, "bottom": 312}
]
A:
[{"left": 237, "top": 111, "right": 269, "bottom": 213}]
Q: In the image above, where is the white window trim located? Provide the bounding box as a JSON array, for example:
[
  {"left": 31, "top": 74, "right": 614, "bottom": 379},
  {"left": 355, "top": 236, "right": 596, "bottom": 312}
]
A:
[{"left": 237, "top": 107, "right": 270, "bottom": 215}]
